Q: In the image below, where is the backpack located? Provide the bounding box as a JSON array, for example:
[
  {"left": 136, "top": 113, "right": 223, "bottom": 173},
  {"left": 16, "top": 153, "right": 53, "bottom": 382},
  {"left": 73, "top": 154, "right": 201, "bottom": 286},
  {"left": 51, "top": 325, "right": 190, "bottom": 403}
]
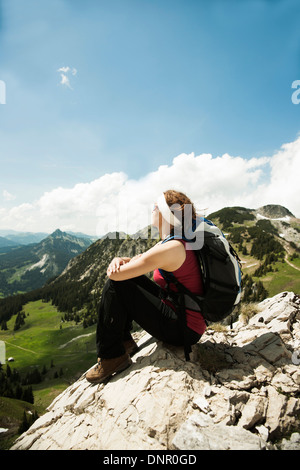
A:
[{"left": 159, "top": 217, "right": 242, "bottom": 359}]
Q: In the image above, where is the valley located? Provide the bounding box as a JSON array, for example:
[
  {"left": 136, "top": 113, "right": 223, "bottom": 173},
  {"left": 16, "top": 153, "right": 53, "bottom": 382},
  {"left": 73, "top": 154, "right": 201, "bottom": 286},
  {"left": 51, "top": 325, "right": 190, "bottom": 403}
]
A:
[{"left": 0, "top": 299, "right": 97, "bottom": 449}]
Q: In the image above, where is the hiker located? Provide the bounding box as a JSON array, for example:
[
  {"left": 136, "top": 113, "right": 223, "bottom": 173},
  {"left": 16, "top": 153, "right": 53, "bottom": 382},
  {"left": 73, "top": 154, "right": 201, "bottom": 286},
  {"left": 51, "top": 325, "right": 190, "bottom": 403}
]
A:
[{"left": 86, "top": 190, "right": 206, "bottom": 384}]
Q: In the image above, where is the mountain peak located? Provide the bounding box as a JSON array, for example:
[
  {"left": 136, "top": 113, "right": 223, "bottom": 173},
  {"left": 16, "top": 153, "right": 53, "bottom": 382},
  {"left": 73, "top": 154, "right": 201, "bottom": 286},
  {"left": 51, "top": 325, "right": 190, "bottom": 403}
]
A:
[
  {"left": 257, "top": 205, "right": 295, "bottom": 220},
  {"left": 50, "top": 229, "right": 64, "bottom": 237}
]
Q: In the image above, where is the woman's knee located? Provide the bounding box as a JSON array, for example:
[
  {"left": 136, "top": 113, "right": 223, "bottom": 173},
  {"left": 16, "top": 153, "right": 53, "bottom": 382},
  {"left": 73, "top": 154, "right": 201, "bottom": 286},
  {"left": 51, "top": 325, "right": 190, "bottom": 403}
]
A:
[
  {"left": 103, "top": 278, "right": 132, "bottom": 294},
  {"left": 102, "top": 277, "right": 114, "bottom": 294}
]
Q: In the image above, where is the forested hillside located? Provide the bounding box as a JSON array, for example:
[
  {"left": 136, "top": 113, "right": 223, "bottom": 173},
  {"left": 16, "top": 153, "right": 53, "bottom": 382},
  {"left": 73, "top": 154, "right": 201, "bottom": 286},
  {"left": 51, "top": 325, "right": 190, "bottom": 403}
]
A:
[{"left": 0, "top": 230, "right": 92, "bottom": 297}]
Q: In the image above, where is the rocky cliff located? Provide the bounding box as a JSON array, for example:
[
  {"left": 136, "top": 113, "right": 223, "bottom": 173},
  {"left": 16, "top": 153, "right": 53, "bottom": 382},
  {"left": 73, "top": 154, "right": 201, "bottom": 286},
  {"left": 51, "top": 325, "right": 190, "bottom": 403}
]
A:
[{"left": 11, "top": 292, "right": 300, "bottom": 451}]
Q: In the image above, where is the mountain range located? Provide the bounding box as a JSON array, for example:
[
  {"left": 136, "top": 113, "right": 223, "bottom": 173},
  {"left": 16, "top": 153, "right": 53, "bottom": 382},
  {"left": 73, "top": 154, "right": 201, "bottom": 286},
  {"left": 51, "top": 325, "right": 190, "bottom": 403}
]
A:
[
  {"left": 0, "top": 229, "right": 95, "bottom": 251},
  {"left": 0, "top": 230, "right": 93, "bottom": 297},
  {"left": 0, "top": 204, "right": 299, "bottom": 326},
  {"left": 52, "top": 203, "right": 299, "bottom": 312}
]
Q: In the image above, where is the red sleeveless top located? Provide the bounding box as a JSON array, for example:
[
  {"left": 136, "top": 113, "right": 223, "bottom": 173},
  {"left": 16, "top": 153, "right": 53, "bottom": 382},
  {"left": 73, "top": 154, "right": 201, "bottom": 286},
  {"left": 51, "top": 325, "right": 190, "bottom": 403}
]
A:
[{"left": 153, "top": 240, "right": 206, "bottom": 335}]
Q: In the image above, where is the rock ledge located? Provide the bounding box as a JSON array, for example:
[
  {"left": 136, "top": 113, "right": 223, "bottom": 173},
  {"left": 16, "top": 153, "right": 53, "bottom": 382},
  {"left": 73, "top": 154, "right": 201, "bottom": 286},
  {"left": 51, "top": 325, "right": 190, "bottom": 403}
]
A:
[{"left": 11, "top": 292, "right": 300, "bottom": 450}]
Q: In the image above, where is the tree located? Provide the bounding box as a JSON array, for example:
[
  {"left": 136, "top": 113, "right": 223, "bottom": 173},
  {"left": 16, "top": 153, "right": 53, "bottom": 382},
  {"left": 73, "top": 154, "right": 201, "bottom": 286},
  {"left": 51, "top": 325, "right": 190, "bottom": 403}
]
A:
[
  {"left": 18, "top": 411, "right": 28, "bottom": 434},
  {"left": 6, "top": 363, "right": 11, "bottom": 378},
  {"left": 14, "top": 311, "right": 26, "bottom": 331},
  {"left": 15, "top": 384, "right": 23, "bottom": 400},
  {"left": 22, "top": 386, "right": 34, "bottom": 404},
  {"left": 18, "top": 410, "right": 39, "bottom": 433}
]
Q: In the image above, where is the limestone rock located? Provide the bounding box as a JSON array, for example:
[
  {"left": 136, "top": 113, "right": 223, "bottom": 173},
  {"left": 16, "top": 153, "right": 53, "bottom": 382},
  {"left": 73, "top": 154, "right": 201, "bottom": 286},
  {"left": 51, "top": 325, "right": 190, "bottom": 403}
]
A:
[
  {"left": 11, "top": 291, "right": 300, "bottom": 451},
  {"left": 172, "top": 412, "right": 270, "bottom": 450},
  {"left": 280, "top": 432, "right": 300, "bottom": 450}
]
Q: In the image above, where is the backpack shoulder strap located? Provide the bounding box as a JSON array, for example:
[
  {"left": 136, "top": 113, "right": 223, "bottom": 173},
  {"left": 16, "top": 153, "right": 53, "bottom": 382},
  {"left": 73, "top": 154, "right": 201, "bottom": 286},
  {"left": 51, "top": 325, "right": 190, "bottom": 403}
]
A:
[{"left": 157, "top": 236, "right": 193, "bottom": 361}]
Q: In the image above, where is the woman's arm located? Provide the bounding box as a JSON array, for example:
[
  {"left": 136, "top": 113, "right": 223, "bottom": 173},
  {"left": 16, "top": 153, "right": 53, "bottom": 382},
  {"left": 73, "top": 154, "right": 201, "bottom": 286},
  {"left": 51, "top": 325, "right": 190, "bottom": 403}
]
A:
[
  {"left": 107, "top": 256, "right": 131, "bottom": 274},
  {"left": 107, "top": 240, "right": 186, "bottom": 281}
]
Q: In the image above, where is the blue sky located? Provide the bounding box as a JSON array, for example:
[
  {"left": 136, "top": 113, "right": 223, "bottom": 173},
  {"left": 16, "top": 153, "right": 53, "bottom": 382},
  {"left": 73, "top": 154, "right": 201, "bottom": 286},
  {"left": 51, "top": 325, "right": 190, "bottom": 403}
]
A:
[{"left": 1, "top": 0, "right": 300, "bottom": 234}]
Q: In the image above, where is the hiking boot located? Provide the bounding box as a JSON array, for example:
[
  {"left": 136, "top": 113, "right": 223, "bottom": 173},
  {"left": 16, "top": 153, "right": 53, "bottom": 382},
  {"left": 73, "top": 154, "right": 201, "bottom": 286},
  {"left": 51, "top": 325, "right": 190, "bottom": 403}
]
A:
[
  {"left": 86, "top": 353, "right": 132, "bottom": 384},
  {"left": 123, "top": 338, "right": 139, "bottom": 357}
]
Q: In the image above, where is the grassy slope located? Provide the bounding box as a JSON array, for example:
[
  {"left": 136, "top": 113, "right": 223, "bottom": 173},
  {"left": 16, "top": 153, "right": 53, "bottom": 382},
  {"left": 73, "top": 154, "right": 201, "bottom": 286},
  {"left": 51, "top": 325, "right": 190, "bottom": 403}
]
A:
[
  {"left": 231, "top": 240, "right": 300, "bottom": 298},
  {"left": 260, "top": 260, "right": 300, "bottom": 297},
  {"left": 215, "top": 216, "right": 300, "bottom": 298},
  {"left": 0, "top": 300, "right": 97, "bottom": 447},
  {"left": 0, "top": 396, "right": 36, "bottom": 450}
]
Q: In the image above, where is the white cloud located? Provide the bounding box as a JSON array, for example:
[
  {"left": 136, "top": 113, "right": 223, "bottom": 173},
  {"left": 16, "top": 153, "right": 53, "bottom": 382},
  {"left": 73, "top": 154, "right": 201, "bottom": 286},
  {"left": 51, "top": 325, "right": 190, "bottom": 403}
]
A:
[
  {"left": 57, "top": 66, "right": 77, "bottom": 89},
  {"left": 59, "top": 73, "right": 72, "bottom": 89},
  {"left": 57, "top": 66, "right": 77, "bottom": 74},
  {"left": 0, "top": 135, "right": 299, "bottom": 235},
  {"left": 3, "top": 189, "right": 16, "bottom": 201},
  {"left": 258, "top": 136, "right": 300, "bottom": 211},
  {"left": 57, "top": 66, "right": 70, "bottom": 73}
]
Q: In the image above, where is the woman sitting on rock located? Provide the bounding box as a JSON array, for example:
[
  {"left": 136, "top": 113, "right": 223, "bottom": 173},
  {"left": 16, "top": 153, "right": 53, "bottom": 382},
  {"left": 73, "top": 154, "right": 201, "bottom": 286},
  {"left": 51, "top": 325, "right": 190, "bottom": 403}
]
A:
[{"left": 86, "top": 190, "right": 206, "bottom": 384}]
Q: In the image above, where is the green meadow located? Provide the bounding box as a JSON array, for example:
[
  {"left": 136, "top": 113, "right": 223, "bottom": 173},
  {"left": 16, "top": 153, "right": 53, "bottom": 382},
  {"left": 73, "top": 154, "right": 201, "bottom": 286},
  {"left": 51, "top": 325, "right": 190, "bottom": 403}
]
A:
[
  {"left": 260, "top": 260, "right": 300, "bottom": 297},
  {"left": 0, "top": 300, "right": 97, "bottom": 447},
  {"left": 241, "top": 254, "right": 300, "bottom": 298}
]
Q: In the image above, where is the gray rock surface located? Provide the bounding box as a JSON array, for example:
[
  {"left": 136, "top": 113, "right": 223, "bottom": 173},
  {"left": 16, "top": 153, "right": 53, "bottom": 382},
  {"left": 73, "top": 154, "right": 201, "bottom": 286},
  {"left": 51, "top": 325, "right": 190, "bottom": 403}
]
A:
[{"left": 11, "top": 291, "right": 300, "bottom": 450}]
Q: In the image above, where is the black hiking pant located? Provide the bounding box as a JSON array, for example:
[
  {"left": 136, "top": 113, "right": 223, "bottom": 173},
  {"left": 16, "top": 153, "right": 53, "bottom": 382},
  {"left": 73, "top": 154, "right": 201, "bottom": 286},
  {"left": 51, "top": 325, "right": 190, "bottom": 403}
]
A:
[{"left": 96, "top": 275, "right": 201, "bottom": 359}]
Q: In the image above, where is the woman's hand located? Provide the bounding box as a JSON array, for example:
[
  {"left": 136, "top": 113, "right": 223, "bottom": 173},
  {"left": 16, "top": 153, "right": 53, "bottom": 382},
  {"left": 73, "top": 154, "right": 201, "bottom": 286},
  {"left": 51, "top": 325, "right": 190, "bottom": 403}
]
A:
[{"left": 107, "top": 257, "right": 129, "bottom": 275}]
